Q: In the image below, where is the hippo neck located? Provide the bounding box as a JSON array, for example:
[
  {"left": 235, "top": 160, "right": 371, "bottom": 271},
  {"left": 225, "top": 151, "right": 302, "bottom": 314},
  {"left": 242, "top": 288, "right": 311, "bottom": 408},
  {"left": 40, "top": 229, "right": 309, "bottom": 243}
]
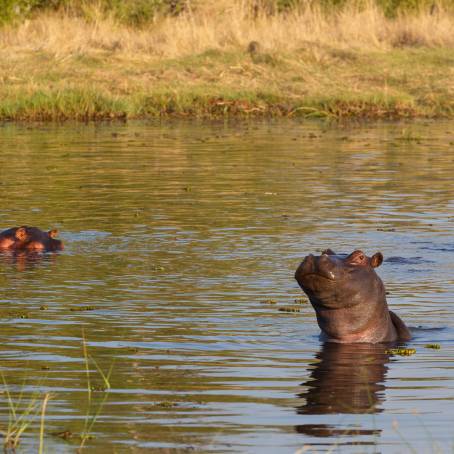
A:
[{"left": 314, "top": 297, "right": 397, "bottom": 343}]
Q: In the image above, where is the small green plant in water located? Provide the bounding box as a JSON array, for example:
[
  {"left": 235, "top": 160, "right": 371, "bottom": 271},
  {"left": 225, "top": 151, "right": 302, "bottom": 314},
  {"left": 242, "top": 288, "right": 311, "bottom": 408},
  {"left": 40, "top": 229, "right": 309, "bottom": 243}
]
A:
[
  {"left": 278, "top": 306, "right": 301, "bottom": 313},
  {"left": 151, "top": 265, "right": 166, "bottom": 271},
  {"left": 79, "top": 329, "right": 114, "bottom": 451},
  {"left": 294, "top": 298, "right": 307, "bottom": 304},
  {"left": 1, "top": 373, "right": 50, "bottom": 452},
  {"left": 424, "top": 343, "right": 441, "bottom": 349},
  {"left": 386, "top": 347, "right": 416, "bottom": 356},
  {"left": 0, "top": 335, "right": 113, "bottom": 452},
  {"left": 70, "top": 306, "right": 97, "bottom": 311}
]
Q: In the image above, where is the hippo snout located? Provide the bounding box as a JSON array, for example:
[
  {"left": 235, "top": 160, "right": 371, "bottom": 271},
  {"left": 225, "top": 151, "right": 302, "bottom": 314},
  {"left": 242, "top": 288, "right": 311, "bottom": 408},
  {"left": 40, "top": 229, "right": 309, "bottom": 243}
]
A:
[
  {"left": 295, "top": 253, "right": 338, "bottom": 284},
  {"left": 295, "top": 254, "right": 314, "bottom": 282},
  {"left": 302, "top": 254, "right": 315, "bottom": 270}
]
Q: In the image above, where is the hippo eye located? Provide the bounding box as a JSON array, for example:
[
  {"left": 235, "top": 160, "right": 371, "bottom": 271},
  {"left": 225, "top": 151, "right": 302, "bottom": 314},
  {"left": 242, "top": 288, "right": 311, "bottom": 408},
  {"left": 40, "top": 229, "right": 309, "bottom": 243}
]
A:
[{"left": 359, "top": 254, "right": 365, "bottom": 261}]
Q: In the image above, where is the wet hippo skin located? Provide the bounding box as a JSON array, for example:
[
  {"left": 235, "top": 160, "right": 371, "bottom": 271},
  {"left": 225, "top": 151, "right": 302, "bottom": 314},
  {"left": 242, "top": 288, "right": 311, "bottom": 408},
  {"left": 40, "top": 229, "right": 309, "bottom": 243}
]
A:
[
  {"left": 0, "top": 226, "right": 63, "bottom": 252},
  {"left": 295, "top": 249, "right": 411, "bottom": 343}
]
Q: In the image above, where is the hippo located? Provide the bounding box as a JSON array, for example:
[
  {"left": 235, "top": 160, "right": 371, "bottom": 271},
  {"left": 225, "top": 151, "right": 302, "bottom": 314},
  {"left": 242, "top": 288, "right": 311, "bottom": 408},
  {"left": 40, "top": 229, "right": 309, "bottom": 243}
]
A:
[
  {"left": 0, "top": 226, "right": 63, "bottom": 252},
  {"left": 295, "top": 249, "right": 411, "bottom": 343}
]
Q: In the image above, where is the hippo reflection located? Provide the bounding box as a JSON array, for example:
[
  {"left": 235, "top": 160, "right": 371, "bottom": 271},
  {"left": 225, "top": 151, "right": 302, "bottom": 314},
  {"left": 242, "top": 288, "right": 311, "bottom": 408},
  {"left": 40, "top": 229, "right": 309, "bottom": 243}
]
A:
[
  {"left": 295, "top": 342, "right": 390, "bottom": 438},
  {"left": 295, "top": 249, "right": 411, "bottom": 343},
  {"left": 0, "top": 250, "right": 59, "bottom": 271}
]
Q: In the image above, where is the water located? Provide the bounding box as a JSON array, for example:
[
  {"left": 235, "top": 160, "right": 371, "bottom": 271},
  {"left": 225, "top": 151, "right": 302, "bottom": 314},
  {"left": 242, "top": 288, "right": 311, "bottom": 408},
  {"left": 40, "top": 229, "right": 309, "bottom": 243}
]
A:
[{"left": 0, "top": 120, "right": 453, "bottom": 453}]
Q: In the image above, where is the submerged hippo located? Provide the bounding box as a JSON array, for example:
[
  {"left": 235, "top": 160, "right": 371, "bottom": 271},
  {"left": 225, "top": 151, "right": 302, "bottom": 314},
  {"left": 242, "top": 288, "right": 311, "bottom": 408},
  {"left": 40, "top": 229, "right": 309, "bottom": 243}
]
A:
[
  {"left": 0, "top": 226, "right": 63, "bottom": 252},
  {"left": 295, "top": 249, "right": 411, "bottom": 343}
]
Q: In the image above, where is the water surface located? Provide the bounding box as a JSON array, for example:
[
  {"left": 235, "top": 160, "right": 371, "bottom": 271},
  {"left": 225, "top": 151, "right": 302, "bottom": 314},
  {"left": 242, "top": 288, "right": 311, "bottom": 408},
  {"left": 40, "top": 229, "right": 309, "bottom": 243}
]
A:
[{"left": 0, "top": 120, "right": 453, "bottom": 453}]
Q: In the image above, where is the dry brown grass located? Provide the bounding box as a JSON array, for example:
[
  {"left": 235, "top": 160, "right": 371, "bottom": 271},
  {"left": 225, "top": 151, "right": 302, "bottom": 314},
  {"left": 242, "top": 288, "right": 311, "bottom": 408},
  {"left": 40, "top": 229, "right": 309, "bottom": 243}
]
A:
[
  {"left": 0, "top": 1, "right": 453, "bottom": 120},
  {"left": 1, "top": 1, "right": 453, "bottom": 60}
]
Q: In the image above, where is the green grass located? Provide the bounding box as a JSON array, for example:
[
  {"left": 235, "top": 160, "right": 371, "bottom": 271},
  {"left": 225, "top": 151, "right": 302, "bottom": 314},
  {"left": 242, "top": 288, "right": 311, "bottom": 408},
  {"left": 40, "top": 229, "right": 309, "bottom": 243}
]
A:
[{"left": 0, "top": 45, "right": 453, "bottom": 120}]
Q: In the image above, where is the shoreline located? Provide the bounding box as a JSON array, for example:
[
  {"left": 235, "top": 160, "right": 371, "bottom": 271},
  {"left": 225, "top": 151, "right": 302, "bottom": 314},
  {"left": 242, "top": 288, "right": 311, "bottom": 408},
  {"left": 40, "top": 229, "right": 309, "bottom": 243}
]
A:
[
  {"left": 2, "top": 47, "right": 452, "bottom": 122},
  {"left": 1, "top": 8, "right": 453, "bottom": 122}
]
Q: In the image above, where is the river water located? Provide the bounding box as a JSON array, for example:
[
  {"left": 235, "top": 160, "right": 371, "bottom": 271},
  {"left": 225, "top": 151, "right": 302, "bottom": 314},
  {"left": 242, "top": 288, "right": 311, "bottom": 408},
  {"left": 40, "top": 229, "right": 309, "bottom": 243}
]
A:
[{"left": 0, "top": 120, "right": 453, "bottom": 453}]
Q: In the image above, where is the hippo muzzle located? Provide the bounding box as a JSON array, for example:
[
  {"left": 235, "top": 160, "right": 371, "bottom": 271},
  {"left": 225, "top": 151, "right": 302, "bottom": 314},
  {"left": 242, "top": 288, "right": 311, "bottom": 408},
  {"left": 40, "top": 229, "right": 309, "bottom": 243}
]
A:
[{"left": 296, "top": 252, "right": 343, "bottom": 282}]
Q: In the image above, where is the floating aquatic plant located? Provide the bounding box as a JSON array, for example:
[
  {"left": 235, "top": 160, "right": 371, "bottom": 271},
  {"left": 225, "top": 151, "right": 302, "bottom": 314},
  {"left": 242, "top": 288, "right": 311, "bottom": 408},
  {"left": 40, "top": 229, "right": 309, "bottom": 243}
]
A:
[
  {"left": 424, "top": 344, "right": 441, "bottom": 350},
  {"left": 278, "top": 306, "right": 301, "bottom": 313},
  {"left": 386, "top": 348, "right": 416, "bottom": 356}
]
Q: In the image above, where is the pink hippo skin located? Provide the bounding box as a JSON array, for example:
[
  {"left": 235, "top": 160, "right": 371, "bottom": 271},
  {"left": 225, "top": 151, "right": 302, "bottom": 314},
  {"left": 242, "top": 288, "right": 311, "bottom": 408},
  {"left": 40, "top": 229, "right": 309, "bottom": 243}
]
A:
[
  {"left": 0, "top": 226, "right": 63, "bottom": 252},
  {"left": 295, "top": 249, "right": 411, "bottom": 343}
]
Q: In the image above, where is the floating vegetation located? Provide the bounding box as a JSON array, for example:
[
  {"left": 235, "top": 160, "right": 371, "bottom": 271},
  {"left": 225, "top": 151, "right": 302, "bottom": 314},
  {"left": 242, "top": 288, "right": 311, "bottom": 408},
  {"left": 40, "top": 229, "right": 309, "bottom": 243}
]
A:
[
  {"left": 0, "top": 310, "right": 30, "bottom": 319},
  {"left": 424, "top": 343, "right": 441, "bottom": 349},
  {"left": 90, "top": 384, "right": 108, "bottom": 392},
  {"left": 70, "top": 306, "right": 97, "bottom": 312},
  {"left": 155, "top": 401, "right": 178, "bottom": 408},
  {"left": 293, "top": 298, "right": 307, "bottom": 304},
  {"left": 278, "top": 306, "right": 301, "bottom": 313},
  {"left": 52, "top": 431, "right": 74, "bottom": 440},
  {"left": 39, "top": 305, "right": 48, "bottom": 310},
  {"left": 260, "top": 299, "right": 277, "bottom": 304},
  {"left": 151, "top": 265, "right": 166, "bottom": 271},
  {"left": 51, "top": 431, "right": 94, "bottom": 442},
  {"left": 386, "top": 348, "right": 416, "bottom": 356}
]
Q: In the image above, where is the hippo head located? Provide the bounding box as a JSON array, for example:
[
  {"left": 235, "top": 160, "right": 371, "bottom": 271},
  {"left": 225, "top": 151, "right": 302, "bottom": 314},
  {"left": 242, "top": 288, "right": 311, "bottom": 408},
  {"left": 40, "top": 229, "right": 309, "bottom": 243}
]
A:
[
  {"left": 0, "top": 226, "right": 63, "bottom": 252},
  {"left": 295, "top": 249, "right": 384, "bottom": 310},
  {"left": 295, "top": 249, "right": 391, "bottom": 342},
  {"left": 18, "top": 227, "right": 63, "bottom": 252}
]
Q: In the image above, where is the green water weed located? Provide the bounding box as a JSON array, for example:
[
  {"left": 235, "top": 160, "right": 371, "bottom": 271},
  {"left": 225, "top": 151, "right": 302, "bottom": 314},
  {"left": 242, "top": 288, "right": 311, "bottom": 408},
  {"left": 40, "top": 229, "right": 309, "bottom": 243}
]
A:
[
  {"left": 278, "top": 306, "right": 301, "bottom": 313},
  {"left": 424, "top": 343, "right": 441, "bottom": 349},
  {"left": 386, "top": 347, "right": 416, "bottom": 356}
]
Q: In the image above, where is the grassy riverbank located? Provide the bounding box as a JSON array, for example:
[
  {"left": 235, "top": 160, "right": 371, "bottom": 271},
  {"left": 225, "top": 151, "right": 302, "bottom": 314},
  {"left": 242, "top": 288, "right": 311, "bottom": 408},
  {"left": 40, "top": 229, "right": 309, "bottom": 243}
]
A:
[{"left": 1, "top": 1, "right": 454, "bottom": 120}]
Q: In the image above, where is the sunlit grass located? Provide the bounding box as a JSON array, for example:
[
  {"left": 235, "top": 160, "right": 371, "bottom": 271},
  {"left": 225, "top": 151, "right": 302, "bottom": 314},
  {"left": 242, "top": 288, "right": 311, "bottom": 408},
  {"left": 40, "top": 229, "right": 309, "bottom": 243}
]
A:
[{"left": 0, "top": 1, "right": 453, "bottom": 119}]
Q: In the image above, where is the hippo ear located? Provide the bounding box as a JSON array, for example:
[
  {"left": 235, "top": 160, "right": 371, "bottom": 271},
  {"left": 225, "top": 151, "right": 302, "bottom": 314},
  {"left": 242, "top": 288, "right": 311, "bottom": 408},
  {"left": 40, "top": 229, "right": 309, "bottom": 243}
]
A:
[
  {"left": 15, "top": 227, "right": 27, "bottom": 241},
  {"left": 371, "top": 252, "right": 383, "bottom": 268},
  {"left": 322, "top": 249, "right": 335, "bottom": 255},
  {"left": 48, "top": 229, "right": 59, "bottom": 239}
]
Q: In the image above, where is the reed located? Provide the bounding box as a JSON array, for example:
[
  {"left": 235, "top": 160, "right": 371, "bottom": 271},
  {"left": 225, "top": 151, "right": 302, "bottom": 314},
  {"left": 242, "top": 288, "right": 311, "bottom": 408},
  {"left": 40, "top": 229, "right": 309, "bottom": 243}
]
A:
[
  {"left": 0, "top": 335, "right": 112, "bottom": 452},
  {"left": 79, "top": 329, "right": 113, "bottom": 451},
  {"left": 1, "top": 373, "right": 45, "bottom": 452}
]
